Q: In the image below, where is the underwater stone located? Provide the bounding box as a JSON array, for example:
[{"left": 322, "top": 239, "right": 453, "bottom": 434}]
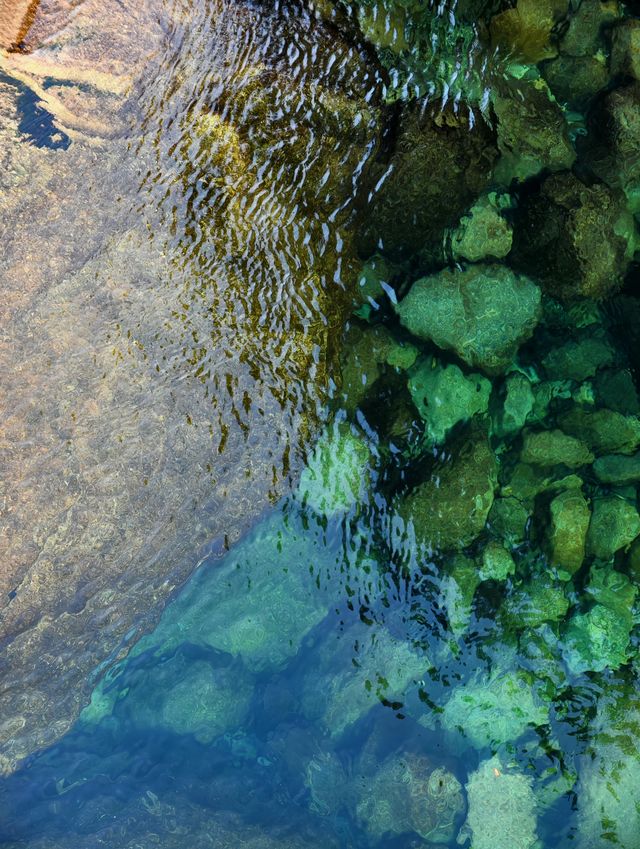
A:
[
  {"left": 563, "top": 604, "right": 632, "bottom": 674},
  {"left": 510, "top": 172, "right": 635, "bottom": 301},
  {"left": 358, "top": 103, "right": 499, "bottom": 260},
  {"left": 395, "top": 264, "right": 542, "bottom": 376},
  {"left": 520, "top": 429, "right": 594, "bottom": 468},
  {"left": 541, "top": 337, "right": 616, "bottom": 382},
  {"left": 610, "top": 18, "right": 640, "bottom": 80},
  {"left": 114, "top": 657, "right": 254, "bottom": 745},
  {"left": 546, "top": 489, "right": 590, "bottom": 577},
  {"left": 491, "top": 372, "right": 535, "bottom": 439},
  {"left": 352, "top": 254, "right": 394, "bottom": 321},
  {"left": 581, "top": 81, "right": 640, "bottom": 212},
  {"left": 586, "top": 496, "right": 640, "bottom": 560},
  {"left": 501, "top": 463, "right": 583, "bottom": 505},
  {"left": 560, "top": 0, "right": 620, "bottom": 56},
  {"left": 441, "top": 554, "right": 482, "bottom": 636},
  {"left": 500, "top": 574, "right": 569, "bottom": 629},
  {"left": 479, "top": 541, "right": 516, "bottom": 582},
  {"left": 577, "top": 688, "right": 640, "bottom": 849},
  {"left": 439, "top": 668, "right": 549, "bottom": 750},
  {"left": 298, "top": 425, "right": 371, "bottom": 518},
  {"left": 593, "top": 452, "right": 640, "bottom": 484},
  {"left": 355, "top": 751, "right": 466, "bottom": 845},
  {"left": 340, "top": 323, "right": 417, "bottom": 412},
  {"left": 594, "top": 368, "right": 640, "bottom": 416},
  {"left": 487, "top": 496, "right": 530, "bottom": 544},
  {"left": 491, "top": 78, "right": 575, "bottom": 183},
  {"left": 301, "top": 622, "right": 429, "bottom": 738},
  {"left": 489, "top": 0, "right": 565, "bottom": 62},
  {"left": 399, "top": 433, "right": 498, "bottom": 550},
  {"left": 408, "top": 357, "right": 491, "bottom": 445},
  {"left": 450, "top": 193, "right": 513, "bottom": 263},
  {"left": 559, "top": 406, "right": 640, "bottom": 455},
  {"left": 459, "top": 756, "right": 539, "bottom": 849},
  {"left": 542, "top": 53, "right": 609, "bottom": 110}
]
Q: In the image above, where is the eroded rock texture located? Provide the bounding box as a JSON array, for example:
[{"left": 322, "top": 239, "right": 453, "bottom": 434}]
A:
[{"left": 0, "top": 0, "right": 382, "bottom": 772}]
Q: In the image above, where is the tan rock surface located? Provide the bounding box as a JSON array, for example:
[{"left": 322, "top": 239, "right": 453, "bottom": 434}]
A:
[{"left": 0, "top": 0, "right": 382, "bottom": 772}]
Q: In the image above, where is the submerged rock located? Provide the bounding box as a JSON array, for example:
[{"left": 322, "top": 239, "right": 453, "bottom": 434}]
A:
[
  {"left": 558, "top": 406, "right": 640, "bottom": 454},
  {"left": 511, "top": 172, "right": 635, "bottom": 301},
  {"left": 395, "top": 265, "right": 542, "bottom": 375},
  {"left": 586, "top": 496, "right": 640, "bottom": 560},
  {"left": 399, "top": 433, "right": 498, "bottom": 550},
  {"left": 439, "top": 667, "right": 549, "bottom": 750},
  {"left": 480, "top": 541, "right": 516, "bottom": 582},
  {"left": 450, "top": 193, "right": 513, "bottom": 263},
  {"left": 491, "top": 372, "right": 535, "bottom": 439},
  {"left": 593, "top": 451, "right": 640, "bottom": 484},
  {"left": 358, "top": 104, "right": 499, "bottom": 259},
  {"left": 546, "top": 489, "right": 591, "bottom": 577},
  {"left": 408, "top": 357, "right": 491, "bottom": 446},
  {"left": 355, "top": 751, "right": 465, "bottom": 844},
  {"left": 520, "top": 429, "right": 594, "bottom": 468},
  {"left": 459, "top": 756, "right": 539, "bottom": 849},
  {"left": 577, "top": 688, "right": 640, "bottom": 849}
]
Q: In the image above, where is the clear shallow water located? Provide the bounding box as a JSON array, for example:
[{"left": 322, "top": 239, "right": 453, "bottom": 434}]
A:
[{"left": 2, "top": 0, "right": 640, "bottom": 847}]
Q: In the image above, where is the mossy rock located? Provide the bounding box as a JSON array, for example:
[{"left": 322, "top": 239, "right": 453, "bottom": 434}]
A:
[
  {"left": 480, "top": 540, "right": 516, "bottom": 581},
  {"left": 408, "top": 357, "right": 492, "bottom": 445},
  {"left": 520, "top": 429, "right": 594, "bottom": 468},
  {"left": 491, "top": 372, "right": 535, "bottom": 439},
  {"left": 511, "top": 172, "right": 635, "bottom": 301},
  {"left": 500, "top": 574, "right": 569, "bottom": 629},
  {"left": 541, "top": 337, "right": 616, "bottom": 383},
  {"left": 395, "top": 264, "right": 542, "bottom": 375},
  {"left": 451, "top": 193, "right": 513, "bottom": 262},
  {"left": 559, "top": 407, "right": 640, "bottom": 455},
  {"left": 487, "top": 496, "right": 531, "bottom": 544},
  {"left": 593, "top": 452, "right": 640, "bottom": 485},
  {"left": 546, "top": 489, "right": 590, "bottom": 577},
  {"left": 399, "top": 433, "right": 498, "bottom": 550},
  {"left": 563, "top": 605, "right": 633, "bottom": 675},
  {"left": 586, "top": 496, "right": 640, "bottom": 560}
]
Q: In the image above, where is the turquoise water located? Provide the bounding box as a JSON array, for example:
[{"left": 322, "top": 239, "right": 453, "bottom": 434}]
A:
[{"left": 2, "top": 0, "right": 640, "bottom": 847}]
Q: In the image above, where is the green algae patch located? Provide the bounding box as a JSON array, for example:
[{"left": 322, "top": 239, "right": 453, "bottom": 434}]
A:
[
  {"left": 395, "top": 264, "right": 542, "bottom": 375},
  {"left": 559, "top": 407, "right": 640, "bottom": 455},
  {"left": 500, "top": 574, "right": 570, "bottom": 629},
  {"left": 399, "top": 433, "right": 498, "bottom": 550},
  {"left": 451, "top": 193, "right": 513, "bottom": 263},
  {"left": 408, "top": 357, "right": 491, "bottom": 446},
  {"left": 593, "top": 452, "right": 640, "bottom": 484}
]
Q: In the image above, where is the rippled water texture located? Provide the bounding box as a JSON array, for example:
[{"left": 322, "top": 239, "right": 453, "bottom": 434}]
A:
[
  {"left": 3, "top": 0, "right": 640, "bottom": 848},
  {"left": 0, "top": 0, "right": 381, "bottom": 770}
]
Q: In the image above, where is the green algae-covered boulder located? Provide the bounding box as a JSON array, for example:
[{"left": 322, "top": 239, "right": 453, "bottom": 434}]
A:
[
  {"left": 586, "top": 496, "right": 640, "bottom": 560},
  {"left": 491, "top": 78, "right": 575, "bottom": 183},
  {"left": 577, "top": 688, "right": 640, "bottom": 849},
  {"left": 593, "top": 452, "right": 640, "bottom": 485},
  {"left": 408, "top": 357, "right": 491, "bottom": 445},
  {"left": 301, "top": 622, "right": 429, "bottom": 738},
  {"left": 355, "top": 751, "right": 465, "bottom": 844},
  {"left": 459, "top": 756, "right": 539, "bottom": 849},
  {"left": 451, "top": 193, "right": 513, "bottom": 263},
  {"left": 520, "top": 429, "right": 594, "bottom": 468},
  {"left": 542, "top": 337, "right": 616, "bottom": 383},
  {"left": 501, "top": 462, "right": 583, "bottom": 506},
  {"left": 480, "top": 540, "right": 516, "bottom": 582},
  {"left": 395, "top": 265, "right": 541, "bottom": 375},
  {"left": 546, "top": 488, "right": 590, "bottom": 577},
  {"left": 500, "top": 574, "right": 569, "bottom": 629},
  {"left": 491, "top": 372, "right": 535, "bottom": 439},
  {"left": 439, "top": 668, "right": 549, "bottom": 750},
  {"left": 563, "top": 605, "right": 632, "bottom": 675},
  {"left": 399, "top": 433, "right": 498, "bottom": 550},
  {"left": 559, "top": 407, "right": 640, "bottom": 455},
  {"left": 488, "top": 496, "right": 531, "bottom": 545},
  {"left": 298, "top": 425, "right": 372, "bottom": 518},
  {"left": 339, "top": 323, "right": 418, "bottom": 412},
  {"left": 511, "top": 172, "right": 635, "bottom": 301}
]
